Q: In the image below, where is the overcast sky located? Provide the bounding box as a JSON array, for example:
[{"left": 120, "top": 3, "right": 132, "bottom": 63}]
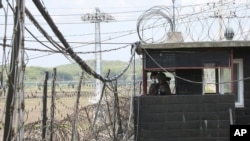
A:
[{"left": 0, "top": 0, "right": 249, "bottom": 67}]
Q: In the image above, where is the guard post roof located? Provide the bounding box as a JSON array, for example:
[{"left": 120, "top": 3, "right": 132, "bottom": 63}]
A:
[{"left": 136, "top": 40, "right": 250, "bottom": 55}]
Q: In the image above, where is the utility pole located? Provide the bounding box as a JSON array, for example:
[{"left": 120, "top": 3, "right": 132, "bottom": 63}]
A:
[{"left": 81, "top": 8, "right": 115, "bottom": 102}]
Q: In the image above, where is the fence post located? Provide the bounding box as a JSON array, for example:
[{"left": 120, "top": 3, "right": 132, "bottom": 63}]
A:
[
  {"left": 3, "top": 1, "right": 25, "bottom": 140},
  {"left": 50, "top": 68, "right": 56, "bottom": 141},
  {"left": 42, "top": 71, "right": 49, "bottom": 140},
  {"left": 71, "top": 72, "right": 84, "bottom": 141},
  {"left": 113, "top": 79, "right": 122, "bottom": 141}
]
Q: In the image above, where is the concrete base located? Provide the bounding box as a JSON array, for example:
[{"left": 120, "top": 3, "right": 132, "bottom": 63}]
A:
[{"left": 167, "top": 32, "right": 184, "bottom": 43}]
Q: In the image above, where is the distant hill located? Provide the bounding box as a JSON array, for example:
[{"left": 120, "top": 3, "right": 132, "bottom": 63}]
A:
[{"left": 25, "top": 59, "right": 142, "bottom": 82}]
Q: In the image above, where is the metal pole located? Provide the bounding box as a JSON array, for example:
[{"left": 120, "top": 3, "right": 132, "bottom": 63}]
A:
[
  {"left": 95, "top": 8, "right": 102, "bottom": 102},
  {"left": 42, "top": 72, "right": 49, "bottom": 140},
  {"left": 81, "top": 8, "right": 114, "bottom": 102}
]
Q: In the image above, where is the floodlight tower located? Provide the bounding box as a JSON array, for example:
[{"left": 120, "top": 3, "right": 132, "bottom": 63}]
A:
[{"left": 81, "top": 8, "right": 115, "bottom": 102}]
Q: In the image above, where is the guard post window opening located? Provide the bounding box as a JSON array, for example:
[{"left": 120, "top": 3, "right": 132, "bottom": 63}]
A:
[{"left": 202, "top": 59, "right": 244, "bottom": 107}]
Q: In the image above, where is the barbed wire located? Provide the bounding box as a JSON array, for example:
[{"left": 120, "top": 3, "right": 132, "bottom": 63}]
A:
[
  {"left": 137, "top": 1, "right": 250, "bottom": 43},
  {"left": 16, "top": 83, "right": 135, "bottom": 140},
  {"left": 3, "top": 1, "right": 250, "bottom": 140}
]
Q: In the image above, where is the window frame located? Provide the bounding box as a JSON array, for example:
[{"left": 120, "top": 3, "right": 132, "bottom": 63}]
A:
[
  {"left": 202, "top": 59, "right": 244, "bottom": 107},
  {"left": 233, "top": 59, "right": 244, "bottom": 108}
]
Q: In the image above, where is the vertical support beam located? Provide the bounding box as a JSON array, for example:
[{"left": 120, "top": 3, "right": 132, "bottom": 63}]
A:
[
  {"left": 142, "top": 54, "right": 147, "bottom": 95},
  {"left": 230, "top": 49, "right": 234, "bottom": 93},
  {"left": 219, "top": 69, "right": 225, "bottom": 94},
  {"left": 42, "top": 72, "right": 49, "bottom": 140},
  {"left": 215, "top": 68, "right": 219, "bottom": 94}
]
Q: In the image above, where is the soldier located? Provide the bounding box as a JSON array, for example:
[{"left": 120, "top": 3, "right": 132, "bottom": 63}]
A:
[{"left": 157, "top": 72, "right": 171, "bottom": 95}]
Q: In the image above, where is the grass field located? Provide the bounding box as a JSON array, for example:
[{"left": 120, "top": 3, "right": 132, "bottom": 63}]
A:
[{"left": 0, "top": 85, "right": 97, "bottom": 139}]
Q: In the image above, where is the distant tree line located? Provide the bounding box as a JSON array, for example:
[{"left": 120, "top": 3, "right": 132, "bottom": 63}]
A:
[{"left": 24, "top": 59, "right": 142, "bottom": 82}]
